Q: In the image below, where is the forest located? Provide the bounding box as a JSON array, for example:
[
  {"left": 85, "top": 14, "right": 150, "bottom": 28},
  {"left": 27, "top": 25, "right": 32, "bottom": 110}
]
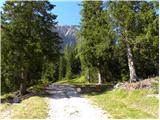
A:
[
  {"left": 1, "top": 1, "right": 158, "bottom": 95},
  {"left": 0, "top": 0, "right": 159, "bottom": 119}
]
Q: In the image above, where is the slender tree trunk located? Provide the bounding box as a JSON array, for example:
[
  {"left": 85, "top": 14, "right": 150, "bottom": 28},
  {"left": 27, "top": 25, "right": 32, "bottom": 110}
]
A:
[
  {"left": 98, "top": 70, "right": 102, "bottom": 84},
  {"left": 97, "top": 62, "right": 103, "bottom": 84},
  {"left": 87, "top": 67, "right": 90, "bottom": 82},
  {"left": 20, "top": 67, "right": 27, "bottom": 96},
  {"left": 126, "top": 41, "right": 138, "bottom": 82},
  {"left": 123, "top": 28, "right": 138, "bottom": 82}
]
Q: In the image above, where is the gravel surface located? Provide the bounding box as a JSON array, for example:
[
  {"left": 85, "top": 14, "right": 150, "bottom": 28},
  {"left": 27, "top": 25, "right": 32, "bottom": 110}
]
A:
[{"left": 45, "top": 84, "right": 109, "bottom": 120}]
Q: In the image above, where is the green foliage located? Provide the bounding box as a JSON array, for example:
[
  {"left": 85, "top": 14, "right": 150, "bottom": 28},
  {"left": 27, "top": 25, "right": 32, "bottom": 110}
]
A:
[
  {"left": 80, "top": 1, "right": 114, "bottom": 66},
  {"left": 56, "top": 76, "right": 87, "bottom": 85},
  {"left": 0, "top": 93, "right": 15, "bottom": 99},
  {"left": 79, "top": 1, "right": 117, "bottom": 83},
  {"left": 28, "top": 84, "right": 44, "bottom": 93},
  {"left": 1, "top": 1, "right": 61, "bottom": 94},
  {"left": 132, "top": 2, "right": 159, "bottom": 78},
  {"left": 58, "top": 56, "right": 65, "bottom": 80},
  {"left": 66, "top": 62, "right": 72, "bottom": 80},
  {"left": 86, "top": 67, "right": 98, "bottom": 83},
  {"left": 108, "top": 1, "right": 158, "bottom": 81},
  {"left": 77, "top": 1, "right": 158, "bottom": 83},
  {"left": 28, "top": 77, "right": 52, "bottom": 93},
  {"left": 64, "top": 45, "right": 72, "bottom": 79},
  {"left": 1, "top": 0, "right": 158, "bottom": 93},
  {"left": 76, "top": 31, "right": 88, "bottom": 78},
  {"left": 41, "top": 62, "right": 57, "bottom": 82}
]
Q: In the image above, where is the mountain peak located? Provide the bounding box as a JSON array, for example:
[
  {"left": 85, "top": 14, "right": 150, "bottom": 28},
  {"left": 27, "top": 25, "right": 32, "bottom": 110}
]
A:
[{"left": 55, "top": 25, "right": 79, "bottom": 49}]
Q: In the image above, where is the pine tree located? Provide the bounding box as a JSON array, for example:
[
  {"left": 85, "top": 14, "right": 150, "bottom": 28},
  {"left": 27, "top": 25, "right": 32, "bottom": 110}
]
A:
[
  {"left": 1, "top": 1, "right": 61, "bottom": 94},
  {"left": 76, "top": 31, "right": 88, "bottom": 77},
  {"left": 133, "top": 1, "right": 159, "bottom": 78},
  {"left": 58, "top": 56, "right": 64, "bottom": 80},
  {"left": 108, "top": 1, "right": 158, "bottom": 82},
  {"left": 80, "top": 0, "right": 115, "bottom": 84},
  {"left": 108, "top": 1, "right": 140, "bottom": 82},
  {"left": 64, "top": 44, "right": 72, "bottom": 80}
]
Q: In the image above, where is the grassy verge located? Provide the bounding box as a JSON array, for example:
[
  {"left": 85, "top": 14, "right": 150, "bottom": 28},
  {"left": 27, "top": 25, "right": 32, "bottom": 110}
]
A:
[
  {"left": 56, "top": 76, "right": 88, "bottom": 85},
  {"left": 85, "top": 88, "right": 158, "bottom": 119},
  {"left": 0, "top": 93, "right": 15, "bottom": 100},
  {"left": 56, "top": 76, "right": 159, "bottom": 118},
  {"left": 1, "top": 79, "right": 51, "bottom": 101},
  {"left": 0, "top": 96, "right": 48, "bottom": 119}
]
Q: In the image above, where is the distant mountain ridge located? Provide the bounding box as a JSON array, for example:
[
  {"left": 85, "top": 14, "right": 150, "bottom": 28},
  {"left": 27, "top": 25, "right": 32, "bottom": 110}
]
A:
[{"left": 55, "top": 25, "right": 79, "bottom": 49}]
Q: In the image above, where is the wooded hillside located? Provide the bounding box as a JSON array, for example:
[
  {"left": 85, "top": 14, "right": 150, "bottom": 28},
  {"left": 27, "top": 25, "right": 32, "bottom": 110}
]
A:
[{"left": 1, "top": 1, "right": 158, "bottom": 95}]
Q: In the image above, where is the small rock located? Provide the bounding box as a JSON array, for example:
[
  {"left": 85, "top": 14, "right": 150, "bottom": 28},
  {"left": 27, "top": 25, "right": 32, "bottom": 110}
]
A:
[
  {"left": 13, "top": 97, "right": 20, "bottom": 103},
  {"left": 76, "top": 88, "right": 81, "bottom": 93},
  {"left": 114, "top": 82, "right": 124, "bottom": 88}
]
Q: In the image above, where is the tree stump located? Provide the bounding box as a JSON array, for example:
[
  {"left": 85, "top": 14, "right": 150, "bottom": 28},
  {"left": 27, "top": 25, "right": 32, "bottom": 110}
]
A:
[{"left": 95, "top": 84, "right": 101, "bottom": 92}]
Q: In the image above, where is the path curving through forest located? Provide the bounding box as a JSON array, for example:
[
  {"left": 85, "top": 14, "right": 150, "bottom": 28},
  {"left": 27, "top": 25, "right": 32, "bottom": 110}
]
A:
[{"left": 45, "top": 84, "right": 109, "bottom": 120}]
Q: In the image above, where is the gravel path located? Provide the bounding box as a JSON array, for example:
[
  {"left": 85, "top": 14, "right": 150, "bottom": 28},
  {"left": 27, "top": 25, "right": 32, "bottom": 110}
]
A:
[{"left": 45, "top": 84, "right": 109, "bottom": 120}]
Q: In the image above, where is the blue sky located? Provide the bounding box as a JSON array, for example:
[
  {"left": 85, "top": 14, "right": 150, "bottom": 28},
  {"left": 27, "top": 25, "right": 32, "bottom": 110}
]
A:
[
  {"left": 0, "top": 0, "right": 158, "bottom": 25},
  {"left": 0, "top": 0, "right": 82, "bottom": 25},
  {"left": 52, "top": 1, "right": 82, "bottom": 25}
]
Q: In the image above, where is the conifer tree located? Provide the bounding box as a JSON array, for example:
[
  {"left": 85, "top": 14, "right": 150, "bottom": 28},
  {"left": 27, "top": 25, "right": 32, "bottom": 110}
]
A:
[
  {"left": 108, "top": 1, "right": 140, "bottom": 82},
  {"left": 108, "top": 1, "right": 158, "bottom": 82},
  {"left": 80, "top": 0, "right": 115, "bottom": 84},
  {"left": 58, "top": 56, "right": 64, "bottom": 80},
  {"left": 133, "top": 1, "right": 159, "bottom": 78},
  {"left": 64, "top": 45, "right": 72, "bottom": 80},
  {"left": 1, "top": 1, "right": 61, "bottom": 94}
]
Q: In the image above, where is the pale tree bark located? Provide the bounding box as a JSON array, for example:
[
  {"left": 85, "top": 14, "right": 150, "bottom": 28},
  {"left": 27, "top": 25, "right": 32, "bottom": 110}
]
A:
[
  {"left": 123, "top": 28, "right": 138, "bottom": 82},
  {"left": 98, "top": 70, "right": 102, "bottom": 84},
  {"left": 97, "top": 62, "right": 102, "bottom": 84},
  {"left": 87, "top": 67, "right": 90, "bottom": 82},
  {"left": 125, "top": 39, "right": 138, "bottom": 82}
]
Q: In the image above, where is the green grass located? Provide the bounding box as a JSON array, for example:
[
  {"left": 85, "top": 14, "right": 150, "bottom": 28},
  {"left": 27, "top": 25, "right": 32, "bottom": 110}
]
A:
[
  {"left": 154, "top": 76, "right": 159, "bottom": 81},
  {"left": 55, "top": 76, "right": 115, "bottom": 87},
  {"left": 85, "top": 88, "right": 159, "bottom": 119},
  {"left": 56, "top": 76, "right": 159, "bottom": 119},
  {"left": 28, "top": 79, "right": 52, "bottom": 93},
  {"left": 0, "top": 93, "right": 15, "bottom": 99},
  {"left": 0, "top": 96, "right": 48, "bottom": 119},
  {"left": 56, "top": 76, "right": 88, "bottom": 85}
]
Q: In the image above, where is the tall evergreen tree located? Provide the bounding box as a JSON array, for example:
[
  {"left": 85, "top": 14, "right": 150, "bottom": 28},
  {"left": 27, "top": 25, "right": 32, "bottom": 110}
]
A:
[
  {"left": 133, "top": 1, "right": 159, "bottom": 78},
  {"left": 108, "top": 1, "right": 140, "bottom": 82},
  {"left": 58, "top": 56, "right": 65, "bottom": 80},
  {"left": 64, "top": 44, "right": 72, "bottom": 80},
  {"left": 1, "top": 1, "right": 61, "bottom": 94},
  {"left": 80, "top": 0, "right": 115, "bottom": 84},
  {"left": 76, "top": 31, "right": 88, "bottom": 78},
  {"left": 108, "top": 1, "right": 158, "bottom": 82}
]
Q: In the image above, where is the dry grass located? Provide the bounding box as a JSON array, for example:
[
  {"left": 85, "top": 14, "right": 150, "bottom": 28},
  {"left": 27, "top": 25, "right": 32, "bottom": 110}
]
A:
[{"left": 0, "top": 96, "right": 48, "bottom": 119}]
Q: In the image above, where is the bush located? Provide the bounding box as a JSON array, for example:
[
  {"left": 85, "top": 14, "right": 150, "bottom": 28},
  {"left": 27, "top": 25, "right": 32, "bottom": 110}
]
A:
[{"left": 28, "top": 79, "right": 51, "bottom": 93}]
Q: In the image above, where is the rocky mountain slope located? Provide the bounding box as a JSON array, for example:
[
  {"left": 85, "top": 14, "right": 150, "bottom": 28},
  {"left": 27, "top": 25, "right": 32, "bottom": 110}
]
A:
[{"left": 55, "top": 25, "right": 79, "bottom": 49}]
